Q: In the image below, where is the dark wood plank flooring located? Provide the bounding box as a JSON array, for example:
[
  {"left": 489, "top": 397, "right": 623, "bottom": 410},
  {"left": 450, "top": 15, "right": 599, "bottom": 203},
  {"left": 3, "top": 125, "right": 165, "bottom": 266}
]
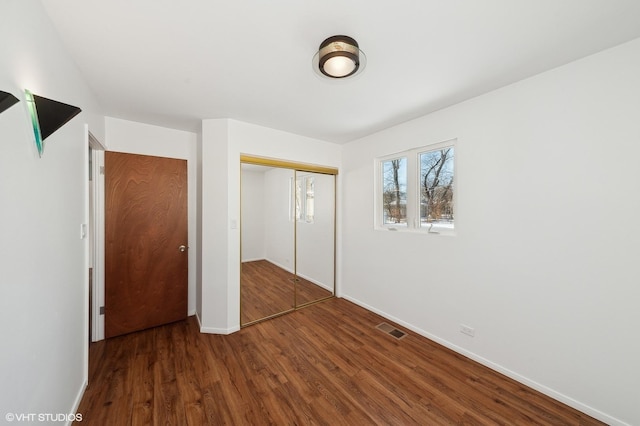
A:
[
  {"left": 241, "top": 260, "right": 332, "bottom": 324},
  {"left": 76, "top": 298, "right": 604, "bottom": 425}
]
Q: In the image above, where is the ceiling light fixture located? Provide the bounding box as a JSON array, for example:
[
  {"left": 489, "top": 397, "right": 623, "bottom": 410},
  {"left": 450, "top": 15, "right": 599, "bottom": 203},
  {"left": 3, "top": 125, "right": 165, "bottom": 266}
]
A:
[{"left": 314, "top": 35, "right": 366, "bottom": 79}]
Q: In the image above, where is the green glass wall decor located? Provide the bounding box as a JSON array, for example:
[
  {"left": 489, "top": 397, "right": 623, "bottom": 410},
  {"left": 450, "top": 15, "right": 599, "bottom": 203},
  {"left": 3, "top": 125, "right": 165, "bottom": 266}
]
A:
[
  {"left": 24, "top": 89, "right": 81, "bottom": 157},
  {"left": 24, "top": 90, "right": 43, "bottom": 156}
]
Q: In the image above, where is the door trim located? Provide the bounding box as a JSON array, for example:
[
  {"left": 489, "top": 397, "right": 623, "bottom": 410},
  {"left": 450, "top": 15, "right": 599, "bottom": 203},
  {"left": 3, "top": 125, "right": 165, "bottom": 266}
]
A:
[{"left": 89, "top": 128, "right": 106, "bottom": 342}]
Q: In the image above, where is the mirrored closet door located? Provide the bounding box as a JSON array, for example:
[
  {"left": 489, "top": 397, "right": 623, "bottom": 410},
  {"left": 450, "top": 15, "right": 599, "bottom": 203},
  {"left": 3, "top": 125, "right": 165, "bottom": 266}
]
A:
[
  {"left": 294, "top": 171, "right": 335, "bottom": 307},
  {"left": 240, "top": 157, "right": 337, "bottom": 327}
]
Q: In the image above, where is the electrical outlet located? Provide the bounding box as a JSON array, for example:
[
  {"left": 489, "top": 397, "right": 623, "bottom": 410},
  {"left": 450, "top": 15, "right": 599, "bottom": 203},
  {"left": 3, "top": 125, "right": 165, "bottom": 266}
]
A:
[{"left": 460, "top": 324, "right": 475, "bottom": 337}]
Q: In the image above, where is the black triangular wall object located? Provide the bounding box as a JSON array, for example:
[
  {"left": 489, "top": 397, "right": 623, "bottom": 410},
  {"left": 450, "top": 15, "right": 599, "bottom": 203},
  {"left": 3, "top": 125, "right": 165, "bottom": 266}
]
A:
[
  {"left": 32, "top": 94, "right": 81, "bottom": 140},
  {"left": 0, "top": 91, "right": 19, "bottom": 114}
]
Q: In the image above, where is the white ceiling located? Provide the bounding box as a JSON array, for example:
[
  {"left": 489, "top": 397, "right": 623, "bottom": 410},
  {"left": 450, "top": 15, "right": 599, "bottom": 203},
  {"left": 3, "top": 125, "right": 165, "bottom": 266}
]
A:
[{"left": 41, "top": 0, "right": 640, "bottom": 144}]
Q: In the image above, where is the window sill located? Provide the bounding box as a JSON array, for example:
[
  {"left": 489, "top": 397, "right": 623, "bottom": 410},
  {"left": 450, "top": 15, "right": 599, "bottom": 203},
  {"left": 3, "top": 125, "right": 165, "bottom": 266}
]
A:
[{"left": 376, "top": 225, "right": 456, "bottom": 236}]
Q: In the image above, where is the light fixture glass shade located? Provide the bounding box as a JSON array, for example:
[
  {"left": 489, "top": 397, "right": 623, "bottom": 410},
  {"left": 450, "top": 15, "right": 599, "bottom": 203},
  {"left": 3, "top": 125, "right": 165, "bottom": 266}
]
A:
[
  {"left": 314, "top": 35, "right": 365, "bottom": 79},
  {"left": 323, "top": 56, "right": 356, "bottom": 78}
]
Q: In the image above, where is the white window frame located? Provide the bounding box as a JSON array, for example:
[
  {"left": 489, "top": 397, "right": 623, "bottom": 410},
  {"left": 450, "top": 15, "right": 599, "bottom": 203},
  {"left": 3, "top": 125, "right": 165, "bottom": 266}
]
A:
[{"left": 375, "top": 138, "right": 456, "bottom": 235}]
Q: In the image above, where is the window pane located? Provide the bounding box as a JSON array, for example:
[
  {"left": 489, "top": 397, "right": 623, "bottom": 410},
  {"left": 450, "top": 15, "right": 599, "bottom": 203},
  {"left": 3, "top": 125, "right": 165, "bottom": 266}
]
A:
[
  {"left": 305, "top": 177, "right": 314, "bottom": 222},
  {"left": 295, "top": 178, "right": 302, "bottom": 221},
  {"left": 382, "top": 157, "right": 407, "bottom": 225},
  {"left": 420, "top": 147, "right": 454, "bottom": 229},
  {"left": 293, "top": 176, "right": 315, "bottom": 223}
]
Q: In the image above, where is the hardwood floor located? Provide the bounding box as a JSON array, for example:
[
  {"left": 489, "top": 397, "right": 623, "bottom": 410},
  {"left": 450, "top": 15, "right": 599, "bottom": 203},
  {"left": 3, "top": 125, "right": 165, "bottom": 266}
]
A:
[
  {"left": 76, "top": 298, "right": 604, "bottom": 425},
  {"left": 241, "top": 260, "right": 332, "bottom": 324}
]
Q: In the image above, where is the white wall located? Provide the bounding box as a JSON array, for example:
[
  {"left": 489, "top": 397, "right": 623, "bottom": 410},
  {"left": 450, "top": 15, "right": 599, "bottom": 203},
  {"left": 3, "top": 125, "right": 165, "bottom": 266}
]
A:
[
  {"left": 199, "top": 119, "right": 231, "bottom": 332},
  {"left": 199, "top": 119, "right": 341, "bottom": 332},
  {"left": 341, "top": 38, "right": 640, "bottom": 425},
  {"left": 104, "top": 117, "right": 198, "bottom": 316},
  {"left": 296, "top": 172, "right": 335, "bottom": 290},
  {"left": 195, "top": 130, "right": 204, "bottom": 321},
  {"left": 263, "top": 168, "right": 295, "bottom": 270},
  {"left": 240, "top": 168, "right": 267, "bottom": 262},
  {"left": 0, "top": 0, "right": 104, "bottom": 420}
]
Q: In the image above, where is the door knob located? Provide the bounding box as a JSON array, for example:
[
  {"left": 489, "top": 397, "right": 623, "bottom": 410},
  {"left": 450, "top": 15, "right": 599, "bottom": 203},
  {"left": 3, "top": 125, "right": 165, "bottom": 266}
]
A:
[{"left": 179, "top": 245, "right": 187, "bottom": 252}]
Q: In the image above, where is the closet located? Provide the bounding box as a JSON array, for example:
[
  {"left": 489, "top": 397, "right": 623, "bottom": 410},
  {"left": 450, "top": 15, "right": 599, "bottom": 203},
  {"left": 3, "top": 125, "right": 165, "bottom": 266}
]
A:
[{"left": 240, "top": 156, "right": 337, "bottom": 326}]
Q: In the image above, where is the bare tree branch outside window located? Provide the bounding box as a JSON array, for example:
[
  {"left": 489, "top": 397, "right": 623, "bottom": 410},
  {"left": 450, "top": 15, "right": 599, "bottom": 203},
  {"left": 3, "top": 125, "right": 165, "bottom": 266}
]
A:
[
  {"left": 420, "top": 148, "right": 454, "bottom": 226},
  {"left": 382, "top": 158, "right": 407, "bottom": 224}
]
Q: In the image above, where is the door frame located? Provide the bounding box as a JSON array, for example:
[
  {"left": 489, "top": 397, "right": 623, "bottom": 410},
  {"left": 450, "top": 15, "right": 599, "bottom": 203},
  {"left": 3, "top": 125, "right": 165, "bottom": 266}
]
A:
[{"left": 88, "top": 127, "right": 106, "bottom": 342}]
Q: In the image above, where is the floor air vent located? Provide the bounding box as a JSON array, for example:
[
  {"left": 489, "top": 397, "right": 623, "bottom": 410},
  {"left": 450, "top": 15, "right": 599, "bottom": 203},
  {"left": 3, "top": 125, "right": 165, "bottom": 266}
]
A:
[{"left": 376, "top": 322, "right": 407, "bottom": 340}]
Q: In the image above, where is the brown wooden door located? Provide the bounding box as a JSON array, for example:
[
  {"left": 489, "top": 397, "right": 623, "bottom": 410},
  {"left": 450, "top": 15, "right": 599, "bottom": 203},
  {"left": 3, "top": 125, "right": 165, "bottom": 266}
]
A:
[{"left": 105, "top": 151, "right": 188, "bottom": 338}]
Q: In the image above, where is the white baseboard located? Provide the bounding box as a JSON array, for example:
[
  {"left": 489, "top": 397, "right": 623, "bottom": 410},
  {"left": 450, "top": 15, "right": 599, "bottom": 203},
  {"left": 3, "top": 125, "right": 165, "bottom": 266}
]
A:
[
  {"left": 241, "top": 257, "right": 264, "bottom": 263},
  {"left": 265, "top": 258, "right": 294, "bottom": 274},
  {"left": 295, "top": 271, "right": 333, "bottom": 292},
  {"left": 199, "top": 325, "right": 241, "bottom": 335},
  {"left": 195, "top": 311, "right": 240, "bottom": 335},
  {"left": 67, "top": 379, "right": 88, "bottom": 425},
  {"left": 339, "top": 295, "right": 627, "bottom": 426}
]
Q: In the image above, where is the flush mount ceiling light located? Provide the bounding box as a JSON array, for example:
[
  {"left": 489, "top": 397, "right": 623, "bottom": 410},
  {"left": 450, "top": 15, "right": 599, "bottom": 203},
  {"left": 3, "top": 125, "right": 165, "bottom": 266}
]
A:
[{"left": 313, "top": 35, "right": 366, "bottom": 79}]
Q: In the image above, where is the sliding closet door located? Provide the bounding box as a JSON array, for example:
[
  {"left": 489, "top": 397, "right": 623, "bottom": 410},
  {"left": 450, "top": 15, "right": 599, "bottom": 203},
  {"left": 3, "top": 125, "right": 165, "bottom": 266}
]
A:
[
  {"left": 240, "top": 164, "right": 295, "bottom": 325},
  {"left": 294, "top": 171, "right": 335, "bottom": 306},
  {"left": 240, "top": 156, "right": 338, "bottom": 327}
]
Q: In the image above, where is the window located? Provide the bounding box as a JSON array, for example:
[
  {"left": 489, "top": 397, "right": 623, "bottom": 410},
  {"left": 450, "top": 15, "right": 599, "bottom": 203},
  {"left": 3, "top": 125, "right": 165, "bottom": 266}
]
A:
[
  {"left": 377, "top": 140, "right": 455, "bottom": 234},
  {"left": 381, "top": 157, "right": 407, "bottom": 225},
  {"left": 419, "top": 147, "right": 454, "bottom": 230},
  {"left": 303, "top": 176, "right": 315, "bottom": 223},
  {"left": 293, "top": 175, "right": 315, "bottom": 223}
]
